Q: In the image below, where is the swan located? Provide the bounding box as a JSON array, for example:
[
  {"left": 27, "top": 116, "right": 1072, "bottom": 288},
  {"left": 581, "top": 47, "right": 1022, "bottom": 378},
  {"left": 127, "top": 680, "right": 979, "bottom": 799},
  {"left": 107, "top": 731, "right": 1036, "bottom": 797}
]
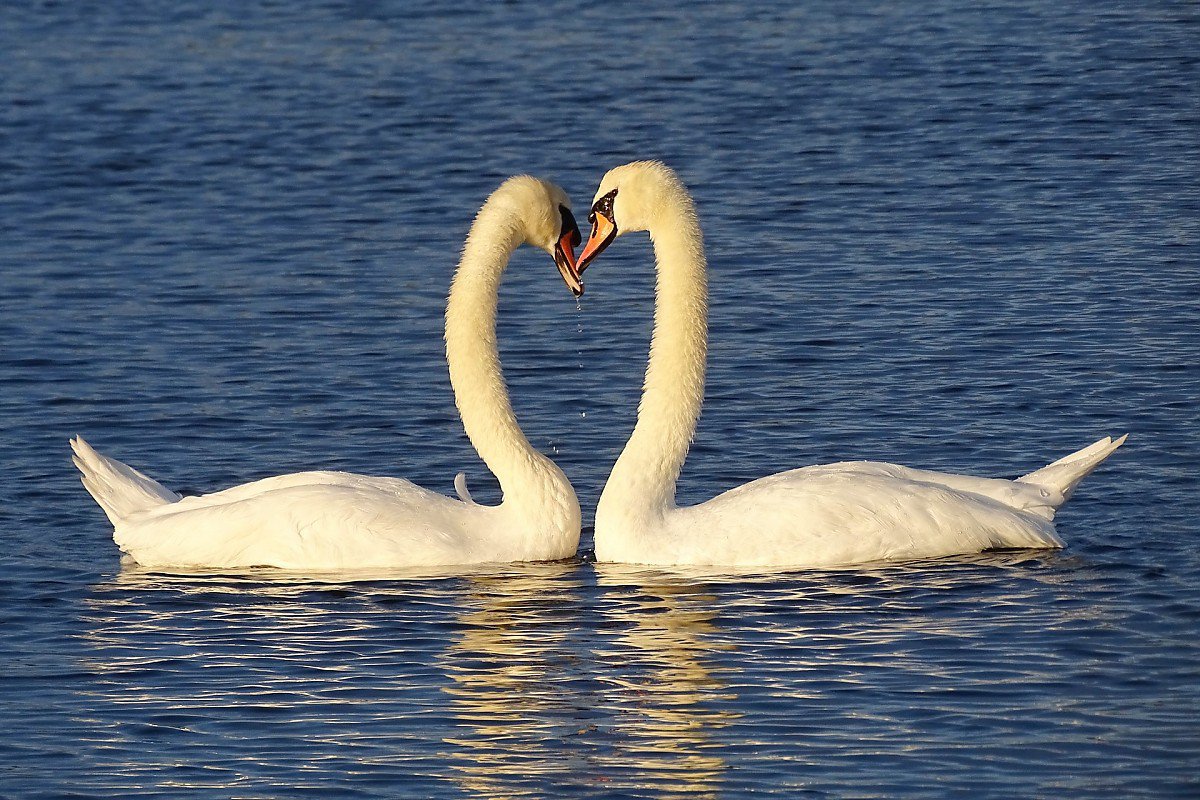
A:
[
  {"left": 72, "top": 175, "right": 586, "bottom": 570},
  {"left": 575, "top": 160, "right": 1126, "bottom": 569}
]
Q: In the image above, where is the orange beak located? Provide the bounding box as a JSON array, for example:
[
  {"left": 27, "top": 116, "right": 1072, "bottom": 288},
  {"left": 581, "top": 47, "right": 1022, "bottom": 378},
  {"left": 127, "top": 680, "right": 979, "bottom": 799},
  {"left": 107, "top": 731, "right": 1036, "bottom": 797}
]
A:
[
  {"left": 577, "top": 210, "right": 617, "bottom": 274},
  {"left": 554, "top": 230, "right": 583, "bottom": 297}
]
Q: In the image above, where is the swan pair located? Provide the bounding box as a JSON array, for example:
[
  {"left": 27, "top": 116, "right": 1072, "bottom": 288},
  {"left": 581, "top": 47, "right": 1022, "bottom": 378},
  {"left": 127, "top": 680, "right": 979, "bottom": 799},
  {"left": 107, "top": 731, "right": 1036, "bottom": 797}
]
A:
[{"left": 73, "top": 162, "right": 1125, "bottom": 571}]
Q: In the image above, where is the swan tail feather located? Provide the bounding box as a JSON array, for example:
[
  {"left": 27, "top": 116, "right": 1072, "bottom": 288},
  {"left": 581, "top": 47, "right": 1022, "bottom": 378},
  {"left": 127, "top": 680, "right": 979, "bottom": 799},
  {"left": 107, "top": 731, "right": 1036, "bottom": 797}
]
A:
[
  {"left": 1018, "top": 434, "right": 1127, "bottom": 506},
  {"left": 454, "top": 472, "right": 477, "bottom": 505},
  {"left": 70, "top": 436, "right": 181, "bottom": 525}
]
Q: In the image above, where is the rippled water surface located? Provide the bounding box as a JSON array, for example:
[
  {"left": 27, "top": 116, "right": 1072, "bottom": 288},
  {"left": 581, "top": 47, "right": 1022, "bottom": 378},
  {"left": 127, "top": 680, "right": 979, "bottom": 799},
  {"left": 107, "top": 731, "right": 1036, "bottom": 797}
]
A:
[{"left": 2, "top": 1, "right": 1197, "bottom": 797}]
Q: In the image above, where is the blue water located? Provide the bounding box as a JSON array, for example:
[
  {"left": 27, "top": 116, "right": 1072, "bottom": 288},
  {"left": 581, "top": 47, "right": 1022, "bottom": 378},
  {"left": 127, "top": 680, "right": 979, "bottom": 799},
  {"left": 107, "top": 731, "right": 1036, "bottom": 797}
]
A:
[{"left": 2, "top": 1, "right": 1198, "bottom": 796}]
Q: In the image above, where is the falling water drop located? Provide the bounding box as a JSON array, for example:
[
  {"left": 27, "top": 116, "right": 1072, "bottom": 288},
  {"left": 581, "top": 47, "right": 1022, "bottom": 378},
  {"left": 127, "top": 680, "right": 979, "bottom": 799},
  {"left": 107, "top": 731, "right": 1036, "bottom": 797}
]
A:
[{"left": 575, "top": 295, "right": 584, "bottom": 370}]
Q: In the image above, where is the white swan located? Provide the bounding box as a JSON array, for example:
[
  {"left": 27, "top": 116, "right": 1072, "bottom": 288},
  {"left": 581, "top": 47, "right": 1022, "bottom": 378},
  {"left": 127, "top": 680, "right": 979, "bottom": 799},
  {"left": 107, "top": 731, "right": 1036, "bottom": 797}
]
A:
[
  {"left": 72, "top": 176, "right": 586, "bottom": 570},
  {"left": 576, "top": 160, "right": 1126, "bottom": 569}
]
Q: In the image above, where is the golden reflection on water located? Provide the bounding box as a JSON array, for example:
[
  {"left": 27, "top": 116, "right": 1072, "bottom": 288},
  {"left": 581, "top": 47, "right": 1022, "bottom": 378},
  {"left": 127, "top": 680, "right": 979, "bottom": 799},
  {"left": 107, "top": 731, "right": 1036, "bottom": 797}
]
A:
[
  {"left": 591, "top": 564, "right": 742, "bottom": 799},
  {"left": 76, "top": 551, "right": 1077, "bottom": 796},
  {"left": 436, "top": 561, "right": 584, "bottom": 798},
  {"left": 432, "top": 562, "right": 748, "bottom": 799}
]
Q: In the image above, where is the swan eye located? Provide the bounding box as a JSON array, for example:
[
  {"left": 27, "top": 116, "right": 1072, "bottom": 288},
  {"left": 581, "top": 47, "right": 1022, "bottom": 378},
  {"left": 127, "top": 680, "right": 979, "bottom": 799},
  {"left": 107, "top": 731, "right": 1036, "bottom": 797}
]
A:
[
  {"left": 587, "top": 188, "right": 618, "bottom": 241},
  {"left": 591, "top": 188, "right": 617, "bottom": 222}
]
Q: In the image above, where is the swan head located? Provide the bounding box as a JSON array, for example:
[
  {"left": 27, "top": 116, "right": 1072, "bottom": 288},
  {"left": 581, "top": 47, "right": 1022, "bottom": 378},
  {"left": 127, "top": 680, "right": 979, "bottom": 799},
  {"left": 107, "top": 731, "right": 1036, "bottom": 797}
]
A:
[
  {"left": 577, "top": 160, "right": 687, "bottom": 272},
  {"left": 491, "top": 175, "right": 584, "bottom": 297}
]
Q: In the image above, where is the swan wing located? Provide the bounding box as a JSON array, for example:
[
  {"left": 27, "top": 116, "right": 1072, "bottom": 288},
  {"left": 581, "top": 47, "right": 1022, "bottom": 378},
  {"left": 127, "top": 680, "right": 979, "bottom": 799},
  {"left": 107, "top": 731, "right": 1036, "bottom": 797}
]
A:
[
  {"left": 116, "top": 473, "right": 486, "bottom": 569},
  {"left": 804, "top": 461, "right": 1063, "bottom": 520},
  {"left": 672, "top": 465, "right": 1061, "bottom": 568}
]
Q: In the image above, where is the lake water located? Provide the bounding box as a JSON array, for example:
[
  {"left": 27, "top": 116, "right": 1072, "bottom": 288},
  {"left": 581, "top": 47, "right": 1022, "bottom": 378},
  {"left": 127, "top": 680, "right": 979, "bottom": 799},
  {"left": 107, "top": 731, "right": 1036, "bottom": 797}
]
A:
[{"left": 2, "top": 1, "right": 1197, "bottom": 797}]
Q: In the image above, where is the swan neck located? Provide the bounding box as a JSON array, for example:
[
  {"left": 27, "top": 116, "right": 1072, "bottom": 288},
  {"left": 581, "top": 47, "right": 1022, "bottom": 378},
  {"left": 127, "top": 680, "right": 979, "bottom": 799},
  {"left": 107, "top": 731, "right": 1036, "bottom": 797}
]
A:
[
  {"left": 603, "top": 191, "right": 708, "bottom": 517},
  {"left": 444, "top": 205, "right": 575, "bottom": 525}
]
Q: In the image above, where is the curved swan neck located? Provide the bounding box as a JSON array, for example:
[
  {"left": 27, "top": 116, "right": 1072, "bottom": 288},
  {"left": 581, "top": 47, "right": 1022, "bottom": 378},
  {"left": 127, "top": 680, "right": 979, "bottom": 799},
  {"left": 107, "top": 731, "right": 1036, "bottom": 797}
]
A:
[
  {"left": 602, "top": 185, "right": 708, "bottom": 515},
  {"left": 444, "top": 202, "right": 572, "bottom": 519}
]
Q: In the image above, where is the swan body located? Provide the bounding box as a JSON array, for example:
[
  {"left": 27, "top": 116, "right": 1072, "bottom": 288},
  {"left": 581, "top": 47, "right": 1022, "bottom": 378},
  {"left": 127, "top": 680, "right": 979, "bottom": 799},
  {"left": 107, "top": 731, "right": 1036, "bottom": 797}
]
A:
[
  {"left": 73, "top": 176, "right": 585, "bottom": 570},
  {"left": 576, "top": 160, "right": 1126, "bottom": 569}
]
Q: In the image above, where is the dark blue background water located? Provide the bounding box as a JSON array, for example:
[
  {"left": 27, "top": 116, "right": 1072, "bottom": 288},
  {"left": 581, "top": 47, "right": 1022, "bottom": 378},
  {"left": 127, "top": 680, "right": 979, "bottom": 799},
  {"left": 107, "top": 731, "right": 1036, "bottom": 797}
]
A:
[{"left": 2, "top": 1, "right": 1197, "bottom": 797}]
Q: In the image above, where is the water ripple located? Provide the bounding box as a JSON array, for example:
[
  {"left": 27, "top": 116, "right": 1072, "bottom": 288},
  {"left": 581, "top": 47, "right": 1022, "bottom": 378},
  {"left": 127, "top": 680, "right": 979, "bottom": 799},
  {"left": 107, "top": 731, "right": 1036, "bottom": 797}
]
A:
[{"left": 2, "top": 0, "right": 1197, "bottom": 797}]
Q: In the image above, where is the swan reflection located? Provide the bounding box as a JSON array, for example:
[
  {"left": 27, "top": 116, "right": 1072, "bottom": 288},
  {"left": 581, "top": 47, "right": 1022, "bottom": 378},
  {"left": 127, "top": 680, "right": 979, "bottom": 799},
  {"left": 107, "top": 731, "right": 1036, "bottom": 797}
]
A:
[
  {"left": 436, "top": 561, "right": 588, "bottom": 797},
  {"left": 591, "top": 564, "right": 741, "bottom": 799},
  {"left": 76, "top": 551, "right": 1078, "bottom": 796},
  {"left": 80, "top": 561, "right": 592, "bottom": 796}
]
